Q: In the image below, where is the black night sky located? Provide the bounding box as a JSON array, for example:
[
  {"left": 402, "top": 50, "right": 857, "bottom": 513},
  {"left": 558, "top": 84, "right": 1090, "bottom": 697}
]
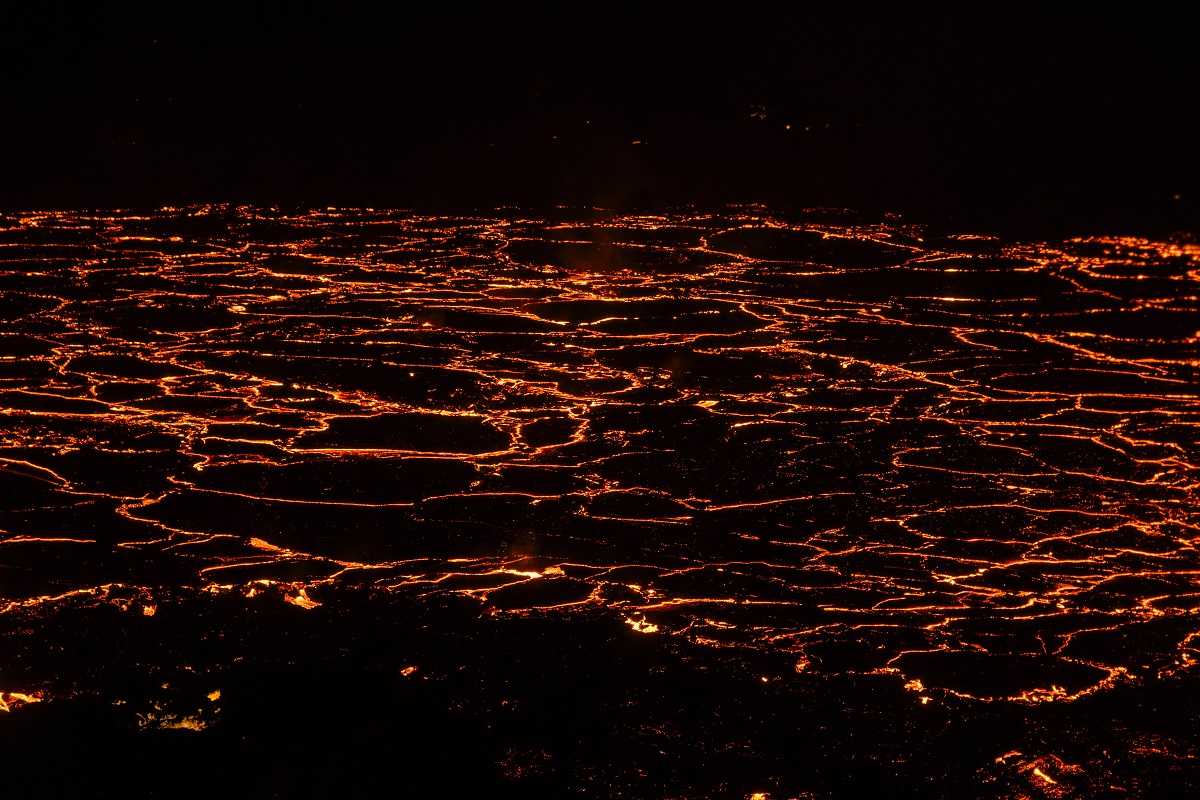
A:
[{"left": 2, "top": 3, "right": 1197, "bottom": 235}]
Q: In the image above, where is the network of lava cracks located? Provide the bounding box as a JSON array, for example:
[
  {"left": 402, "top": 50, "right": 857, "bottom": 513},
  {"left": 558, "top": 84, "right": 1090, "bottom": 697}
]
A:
[{"left": 0, "top": 205, "right": 1197, "bottom": 793}]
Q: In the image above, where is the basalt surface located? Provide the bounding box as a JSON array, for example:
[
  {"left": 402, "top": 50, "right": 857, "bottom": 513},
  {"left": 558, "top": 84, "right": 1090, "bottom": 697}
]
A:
[{"left": 0, "top": 207, "right": 1197, "bottom": 797}]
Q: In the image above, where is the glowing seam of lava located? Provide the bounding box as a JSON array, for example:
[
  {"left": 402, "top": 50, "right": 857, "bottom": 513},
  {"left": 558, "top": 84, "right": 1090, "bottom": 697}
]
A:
[
  {"left": 2, "top": 207, "right": 1197, "bottom": 721},
  {"left": 0, "top": 692, "right": 44, "bottom": 712}
]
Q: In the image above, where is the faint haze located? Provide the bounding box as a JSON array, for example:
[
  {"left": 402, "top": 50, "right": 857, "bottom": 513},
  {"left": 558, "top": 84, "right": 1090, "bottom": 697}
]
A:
[{"left": 1, "top": 3, "right": 1196, "bottom": 236}]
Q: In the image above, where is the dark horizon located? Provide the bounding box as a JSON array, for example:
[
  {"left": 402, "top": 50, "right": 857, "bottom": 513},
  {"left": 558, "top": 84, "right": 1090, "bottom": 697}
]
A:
[{"left": 2, "top": 3, "right": 1197, "bottom": 238}]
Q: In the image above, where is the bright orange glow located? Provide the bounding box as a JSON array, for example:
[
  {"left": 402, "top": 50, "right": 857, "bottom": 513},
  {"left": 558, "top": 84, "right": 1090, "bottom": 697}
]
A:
[{"left": 0, "top": 205, "right": 1196, "bottom": 734}]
